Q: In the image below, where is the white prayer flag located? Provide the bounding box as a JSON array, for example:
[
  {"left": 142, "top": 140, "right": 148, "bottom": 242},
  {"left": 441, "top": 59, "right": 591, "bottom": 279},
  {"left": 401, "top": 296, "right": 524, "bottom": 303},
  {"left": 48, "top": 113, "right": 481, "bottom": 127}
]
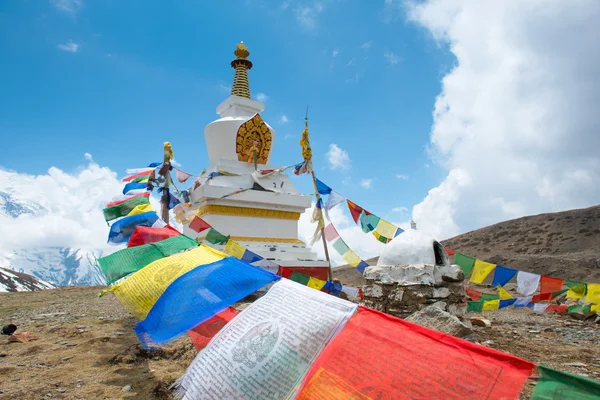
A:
[
  {"left": 516, "top": 271, "right": 541, "bottom": 296},
  {"left": 341, "top": 285, "right": 360, "bottom": 299},
  {"left": 325, "top": 191, "right": 346, "bottom": 211},
  {"left": 173, "top": 279, "right": 357, "bottom": 400},
  {"left": 533, "top": 304, "right": 549, "bottom": 313},
  {"left": 514, "top": 296, "right": 533, "bottom": 307}
]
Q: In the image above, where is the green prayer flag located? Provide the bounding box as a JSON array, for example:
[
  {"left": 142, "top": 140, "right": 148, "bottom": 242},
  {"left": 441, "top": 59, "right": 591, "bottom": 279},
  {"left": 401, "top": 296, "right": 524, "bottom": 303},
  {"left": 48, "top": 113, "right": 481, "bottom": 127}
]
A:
[
  {"left": 103, "top": 196, "right": 150, "bottom": 222},
  {"left": 551, "top": 289, "right": 568, "bottom": 299},
  {"left": 467, "top": 301, "right": 483, "bottom": 313},
  {"left": 97, "top": 235, "right": 198, "bottom": 284},
  {"left": 290, "top": 271, "right": 310, "bottom": 286},
  {"left": 332, "top": 238, "right": 350, "bottom": 255},
  {"left": 566, "top": 280, "right": 585, "bottom": 289},
  {"left": 205, "top": 228, "right": 229, "bottom": 245},
  {"left": 567, "top": 304, "right": 591, "bottom": 314},
  {"left": 454, "top": 253, "right": 476, "bottom": 276},
  {"left": 480, "top": 293, "right": 500, "bottom": 302},
  {"left": 130, "top": 174, "right": 151, "bottom": 183},
  {"left": 532, "top": 365, "right": 600, "bottom": 399},
  {"left": 359, "top": 212, "right": 380, "bottom": 234},
  {"left": 377, "top": 234, "right": 389, "bottom": 244}
]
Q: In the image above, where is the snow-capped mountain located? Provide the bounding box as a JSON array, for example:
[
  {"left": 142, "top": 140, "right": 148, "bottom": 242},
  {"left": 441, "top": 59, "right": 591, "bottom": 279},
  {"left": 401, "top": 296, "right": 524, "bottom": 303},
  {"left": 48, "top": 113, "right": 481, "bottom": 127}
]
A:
[{"left": 0, "top": 267, "right": 56, "bottom": 292}]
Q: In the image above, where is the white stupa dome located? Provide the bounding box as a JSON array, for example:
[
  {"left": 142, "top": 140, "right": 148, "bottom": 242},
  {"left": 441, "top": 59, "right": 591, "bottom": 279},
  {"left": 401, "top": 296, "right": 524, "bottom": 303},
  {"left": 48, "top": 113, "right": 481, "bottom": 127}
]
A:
[{"left": 377, "top": 229, "right": 450, "bottom": 267}]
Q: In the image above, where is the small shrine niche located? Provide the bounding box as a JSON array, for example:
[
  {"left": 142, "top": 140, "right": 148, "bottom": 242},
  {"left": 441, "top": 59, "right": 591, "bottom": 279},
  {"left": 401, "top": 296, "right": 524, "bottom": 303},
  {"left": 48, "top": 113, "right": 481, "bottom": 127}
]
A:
[{"left": 235, "top": 113, "right": 272, "bottom": 165}]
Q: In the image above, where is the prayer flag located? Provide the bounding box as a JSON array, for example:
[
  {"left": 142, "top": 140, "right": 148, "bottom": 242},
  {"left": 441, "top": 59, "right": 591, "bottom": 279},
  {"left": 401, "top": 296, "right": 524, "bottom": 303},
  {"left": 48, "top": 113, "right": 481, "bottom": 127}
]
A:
[
  {"left": 325, "top": 191, "right": 345, "bottom": 211},
  {"left": 482, "top": 300, "right": 500, "bottom": 311},
  {"left": 566, "top": 280, "right": 586, "bottom": 299},
  {"left": 329, "top": 282, "right": 343, "bottom": 295},
  {"left": 123, "top": 170, "right": 153, "bottom": 183},
  {"left": 277, "top": 266, "right": 293, "bottom": 279},
  {"left": 491, "top": 265, "right": 518, "bottom": 287},
  {"left": 126, "top": 167, "right": 155, "bottom": 175},
  {"left": 100, "top": 245, "right": 227, "bottom": 320},
  {"left": 307, "top": 277, "right": 327, "bottom": 291},
  {"left": 296, "top": 307, "right": 535, "bottom": 400},
  {"left": 546, "top": 305, "right": 568, "bottom": 313},
  {"left": 323, "top": 223, "right": 339, "bottom": 242},
  {"left": 341, "top": 285, "right": 360, "bottom": 298},
  {"left": 540, "top": 275, "right": 564, "bottom": 295},
  {"left": 568, "top": 304, "right": 591, "bottom": 314},
  {"left": 241, "top": 249, "right": 262, "bottom": 264},
  {"left": 373, "top": 231, "right": 390, "bottom": 244},
  {"left": 481, "top": 293, "right": 500, "bottom": 302},
  {"left": 356, "top": 260, "right": 369, "bottom": 274},
  {"left": 375, "top": 219, "right": 397, "bottom": 239},
  {"left": 188, "top": 307, "right": 238, "bottom": 351},
  {"left": 224, "top": 239, "right": 246, "bottom": 259},
  {"left": 148, "top": 162, "right": 162, "bottom": 168},
  {"left": 499, "top": 299, "right": 517, "bottom": 309},
  {"left": 332, "top": 238, "right": 350, "bottom": 255},
  {"left": 445, "top": 248, "right": 456, "bottom": 256},
  {"left": 251, "top": 259, "right": 279, "bottom": 274},
  {"left": 106, "top": 192, "right": 150, "bottom": 208},
  {"left": 107, "top": 212, "right": 159, "bottom": 244},
  {"left": 175, "top": 168, "right": 193, "bottom": 183},
  {"left": 514, "top": 296, "right": 533, "bottom": 308},
  {"left": 469, "top": 260, "right": 496, "bottom": 284},
  {"left": 103, "top": 195, "right": 150, "bottom": 222},
  {"left": 290, "top": 271, "right": 310, "bottom": 286},
  {"left": 204, "top": 228, "right": 229, "bottom": 245},
  {"left": 591, "top": 304, "right": 600, "bottom": 313},
  {"left": 346, "top": 200, "right": 363, "bottom": 224},
  {"left": 585, "top": 283, "right": 600, "bottom": 305},
  {"left": 466, "top": 287, "right": 483, "bottom": 301},
  {"left": 467, "top": 301, "right": 483, "bottom": 312},
  {"left": 173, "top": 279, "right": 357, "bottom": 400},
  {"left": 315, "top": 178, "right": 332, "bottom": 195},
  {"left": 394, "top": 227, "right": 403, "bottom": 237},
  {"left": 188, "top": 216, "right": 211, "bottom": 233},
  {"left": 497, "top": 286, "right": 513, "bottom": 299},
  {"left": 135, "top": 258, "right": 279, "bottom": 348},
  {"left": 533, "top": 304, "right": 549, "bottom": 313},
  {"left": 454, "top": 253, "right": 476, "bottom": 275},
  {"left": 359, "top": 211, "right": 380, "bottom": 233},
  {"left": 98, "top": 235, "right": 198, "bottom": 285},
  {"left": 126, "top": 203, "right": 153, "bottom": 217},
  {"left": 516, "top": 271, "right": 540, "bottom": 296},
  {"left": 342, "top": 250, "right": 361, "bottom": 267},
  {"left": 123, "top": 182, "right": 147, "bottom": 195},
  {"left": 531, "top": 365, "right": 600, "bottom": 399},
  {"left": 532, "top": 292, "right": 552, "bottom": 303},
  {"left": 127, "top": 225, "right": 181, "bottom": 248}
]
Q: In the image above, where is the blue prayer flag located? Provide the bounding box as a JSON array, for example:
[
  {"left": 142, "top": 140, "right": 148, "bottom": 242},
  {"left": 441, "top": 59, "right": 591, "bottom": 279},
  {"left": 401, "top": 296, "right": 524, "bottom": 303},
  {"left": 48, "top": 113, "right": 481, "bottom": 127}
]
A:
[
  {"left": 394, "top": 228, "right": 403, "bottom": 237},
  {"left": 148, "top": 162, "right": 162, "bottom": 167},
  {"left": 498, "top": 299, "right": 517, "bottom": 309},
  {"left": 134, "top": 258, "right": 279, "bottom": 349},
  {"left": 123, "top": 182, "right": 147, "bottom": 195},
  {"left": 321, "top": 281, "right": 332, "bottom": 293},
  {"left": 315, "top": 179, "right": 332, "bottom": 195},
  {"left": 168, "top": 190, "right": 180, "bottom": 209},
  {"left": 491, "top": 265, "right": 518, "bottom": 287},
  {"left": 356, "top": 260, "right": 369, "bottom": 274},
  {"left": 329, "top": 282, "right": 343, "bottom": 296},
  {"left": 108, "top": 212, "right": 158, "bottom": 244},
  {"left": 241, "top": 249, "right": 262, "bottom": 264}
]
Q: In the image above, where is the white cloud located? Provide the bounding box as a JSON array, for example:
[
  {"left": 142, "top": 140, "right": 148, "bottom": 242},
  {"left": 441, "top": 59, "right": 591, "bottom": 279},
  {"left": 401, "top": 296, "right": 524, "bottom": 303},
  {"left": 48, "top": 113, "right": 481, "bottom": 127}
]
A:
[
  {"left": 279, "top": 115, "right": 289, "bottom": 124},
  {"left": 395, "top": 173, "right": 408, "bottom": 180},
  {"left": 295, "top": 3, "right": 324, "bottom": 29},
  {"left": 255, "top": 92, "right": 269, "bottom": 102},
  {"left": 384, "top": 50, "right": 400, "bottom": 65},
  {"left": 0, "top": 157, "right": 123, "bottom": 255},
  {"left": 50, "top": 0, "right": 82, "bottom": 15},
  {"left": 408, "top": 0, "right": 600, "bottom": 239},
  {"left": 57, "top": 40, "right": 79, "bottom": 53},
  {"left": 219, "top": 83, "right": 231, "bottom": 93},
  {"left": 326, "top": 144, "right": 351, "bottom": 171},
  {"left": 360, "top": 178, "right": 373, "bottom": 189},
  {"left": 332, "top": 49, "right": 339, "bottom": 57},
  {"left": 360, "top": 41, "right": 372, "bottom": 50},
  {"left": 83, "top": 153, "right": 93, "bottom": 161},
  {"left": 392, "top": 206, "right": 408, "bottom": 213}
]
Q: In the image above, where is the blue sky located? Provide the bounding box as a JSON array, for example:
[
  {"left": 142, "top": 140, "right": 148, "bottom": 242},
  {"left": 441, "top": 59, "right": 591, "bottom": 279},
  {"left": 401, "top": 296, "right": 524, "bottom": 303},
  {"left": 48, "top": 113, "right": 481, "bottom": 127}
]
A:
[{"left": 0, "top": 0, "right": 455, "bottom": 222}]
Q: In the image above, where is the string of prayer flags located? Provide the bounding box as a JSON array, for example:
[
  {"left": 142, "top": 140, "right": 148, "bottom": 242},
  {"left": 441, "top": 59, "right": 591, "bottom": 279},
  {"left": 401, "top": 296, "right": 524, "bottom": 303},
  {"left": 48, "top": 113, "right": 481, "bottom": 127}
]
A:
[
  {"left": 123, "top": 182, "right": 148, "bottom": 195},
  {"left": 491, "top": 265, "right": 518, "bottom": 287},
  {"left": 469, "top": 260, "right": 496, "bottom": 284},
  {"left": 293, "top": 159, "right": 312, "bottom": 175},
  {"left": 295, "top": 306, "right": 535, "bottom": 400},
  {"left": 97, "top": 235, "right": 197, "bottom": 285},
  {"left": 134, "top": 258, "right": 279, "bottom": 349},
  {"left": 126, "top": 203, "right": 153, "bottom": 217},
  {"left": 188, "top": 307, "right": 239, "bottom": 351},
  {"left": 173, "top": 279, "right": 357, "bottom": 400},
  {"left": 175, "top": 168, "right": 193, "bottom": 183},
  {"left": 107, "top": 211, "right": 159, "bottom": 244},
  {"left": 532, "top": 365, "right": 600, "bottom": 399},
  {"left": 127, "top": 225, "right": 181, "bottom": 248},
  {"left": 324, "top": 223, "right": 369, "bottom": 273},
  {"left": 454, "top": 253, "right": 476, "bottom": 275},
  {"left": 566, "top": 280, "right": 587, "bottom": 299},
  {"left": 188, "top": 216, "right": 211, "bottom": 233},
  {"left": 106, "top": 192, "right": 150, "bottom": 208},
  {"left": 516, "top": 271, "right": 541, "bottom": 296},
  {"left": 223, "top": 239, "right": 262, "bottom": 264},
  {"left": 498, "top": 286, "right": 513, "bottom": 299},
  {"left": 100, "top": 245, "right": 227, "bottom": 320},
  {"left": 103, "top": 195, "right": 150, "bottom": 222},
  {"left": 203, "top": 228, "right": 229, "bottom": 245},
  {"left": 585, "top": 283, "right": 600, "bottom": 305},
  {"left": 122, "top": 169, "right": 153, "bottom": 183},
  {"left": 540, "top": 275, "right": 564, "bottom": 295},
  {"left": 315, "top": 178, "right": 332, "bottom": 195},
  {"left": 466, "top": 287, "right": 483, "bottom": 301}
]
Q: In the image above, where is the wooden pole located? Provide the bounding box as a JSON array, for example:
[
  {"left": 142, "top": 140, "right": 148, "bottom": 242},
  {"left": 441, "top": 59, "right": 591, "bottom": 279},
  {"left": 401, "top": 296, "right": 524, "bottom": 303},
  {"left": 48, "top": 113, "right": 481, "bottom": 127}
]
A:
[{"left": 304, "top": 108, "right": 333, "bottom": 281}]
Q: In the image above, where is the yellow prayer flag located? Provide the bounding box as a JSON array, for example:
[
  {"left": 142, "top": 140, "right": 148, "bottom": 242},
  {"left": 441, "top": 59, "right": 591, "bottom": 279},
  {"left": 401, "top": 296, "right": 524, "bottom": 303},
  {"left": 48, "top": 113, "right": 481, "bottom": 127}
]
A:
[
  {"left": 585, "top": 283, "right": 600, "bottom": 305},
  {"left": 375, "top": 219, "right": 397, "bottom": 239},
  {"left": 307, "top": 277, "right": 326, "bottom": 291},
  {"left": 101, "top": 245, "right": 226, "bottom": 320},
  {"left": 497, "top": 286, "right": 513, "bottom": 300},
  {"left": 469, "top": 260, "right": 496, "bottom": 284},
  {"left": 343, "top": 250, "right": 362, "bottom": 267},
  {"left": 482, "top": 300, "right": 500, "bottom": 311},
  {"left": 224, "top": 239, "right": 246, "bottom": 260},
  {"left": 127, "top": 203, "right": 154, "bottom": 217},
  {"left": 591, "top": 304, "right": 600, "bottom": 313},
  {"left": 567, "top": 285, "right": 586, "bottom": 299}
]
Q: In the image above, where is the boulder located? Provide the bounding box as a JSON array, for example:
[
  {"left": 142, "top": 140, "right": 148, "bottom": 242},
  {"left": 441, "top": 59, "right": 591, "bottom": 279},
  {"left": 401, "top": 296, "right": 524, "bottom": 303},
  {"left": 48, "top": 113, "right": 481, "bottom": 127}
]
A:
[
  {"left": 470, "top": 317, "right": 492, "bottom": 328},
  {"left": 406, "top": 305, "right": 472, "bottom": 338}
]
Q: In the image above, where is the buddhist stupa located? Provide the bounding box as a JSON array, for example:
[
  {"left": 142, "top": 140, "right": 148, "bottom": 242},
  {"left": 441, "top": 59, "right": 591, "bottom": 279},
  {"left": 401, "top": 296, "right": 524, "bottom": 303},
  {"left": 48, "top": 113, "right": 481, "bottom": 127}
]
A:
[{"left": 182, "top": 42, "right": 329, "bottom": 279}]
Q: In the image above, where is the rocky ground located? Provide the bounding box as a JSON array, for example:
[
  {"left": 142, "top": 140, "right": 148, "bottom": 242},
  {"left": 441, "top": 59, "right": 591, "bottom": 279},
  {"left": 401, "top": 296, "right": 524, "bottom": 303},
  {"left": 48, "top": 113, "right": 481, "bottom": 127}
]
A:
[{"left": 1, "top": 286, "right": 599, "bottom": 399}]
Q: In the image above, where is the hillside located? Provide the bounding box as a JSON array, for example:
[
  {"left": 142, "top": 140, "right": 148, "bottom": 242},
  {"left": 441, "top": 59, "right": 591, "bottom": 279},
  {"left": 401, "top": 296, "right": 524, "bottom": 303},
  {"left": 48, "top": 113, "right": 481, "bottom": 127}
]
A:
[
  {"left": 333, "top": 205, "right": 600, "bottom": 286},
  {"left": 0, "top": 267, "right": 55, "bottom": 292}
]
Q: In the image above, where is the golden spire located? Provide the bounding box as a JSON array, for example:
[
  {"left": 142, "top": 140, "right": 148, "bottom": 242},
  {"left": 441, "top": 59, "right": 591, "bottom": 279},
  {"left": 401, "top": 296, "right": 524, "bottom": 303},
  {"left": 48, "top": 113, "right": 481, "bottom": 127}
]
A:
[{"left": 230, "top": 41, "right": 253, "bottom": 99}]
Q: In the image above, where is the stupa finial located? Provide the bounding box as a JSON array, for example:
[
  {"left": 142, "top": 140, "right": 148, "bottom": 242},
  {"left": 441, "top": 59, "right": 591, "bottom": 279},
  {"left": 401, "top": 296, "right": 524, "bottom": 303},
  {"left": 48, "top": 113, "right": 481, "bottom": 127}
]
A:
[{"left": 230, "top": 41, "right": 253, "bottom": 99}]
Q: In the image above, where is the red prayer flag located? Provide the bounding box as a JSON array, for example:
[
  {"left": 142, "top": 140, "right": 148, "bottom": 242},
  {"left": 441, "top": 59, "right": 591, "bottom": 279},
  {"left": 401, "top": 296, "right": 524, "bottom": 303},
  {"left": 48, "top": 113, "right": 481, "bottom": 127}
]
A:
[
  {"left": 546, "top": 305, "right": 568, "bottom": 313},
  {"left": 127, "top": 225, "right": 181, "bottom": 247},
  {"left": 277, "top": 266, "right": 293, "bottom": 279},
  {"left": 296, "top": 307, "right": 535, "bottom": 400},
  {"left": 122, "top": 170, "right": 152, "bottom": 182},
  {"left": 346, "top": 200, "right": 364, "bottom": 224},
  {"left": 106, "top": 192, "right": 150, "bottom": 208},
  {"left": 531, "top": 292, "right": 553, "bottom": 303},
  {"left": 189, "top": 216, "right": 211, "bottom": 233},
  {"left": 540, "top": 275, "right": 564, "bottom": 295},
  {"left": 323, "top": 224, "right": 339, "bottom": 242},
  {"left": 187, "top": 307, "right": 238, "bottom": 351},
  {"left": 175, "top": 168, "right": 193, "bottom": 183},
  {"left": 466, "top": 287, "right": 483, "bottom": 301},
  {"left": 445, "top": 247, "right": 456, "bottom": 256}
]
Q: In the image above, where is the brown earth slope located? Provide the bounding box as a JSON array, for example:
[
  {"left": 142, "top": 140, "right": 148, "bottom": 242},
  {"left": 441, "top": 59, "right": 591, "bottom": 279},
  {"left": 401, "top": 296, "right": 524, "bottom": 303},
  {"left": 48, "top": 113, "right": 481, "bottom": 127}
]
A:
[{"left": 333, "top": 205, "right": 600, "bottom": 286}]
